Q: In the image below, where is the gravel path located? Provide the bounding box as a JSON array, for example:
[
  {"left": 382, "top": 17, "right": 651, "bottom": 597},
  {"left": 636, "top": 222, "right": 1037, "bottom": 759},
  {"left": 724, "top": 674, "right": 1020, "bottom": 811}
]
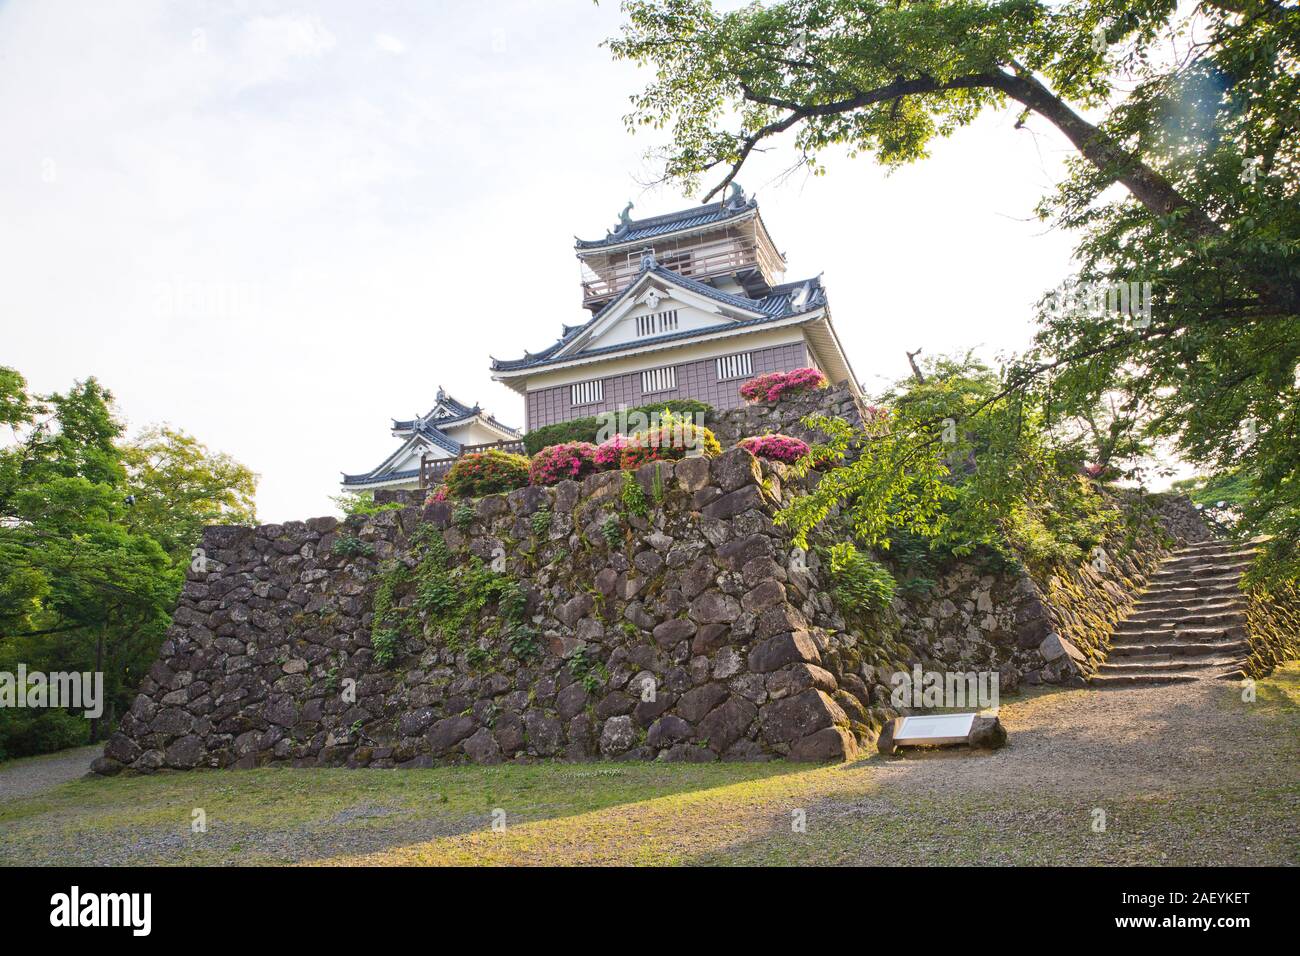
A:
[
  {"left": 853, "top": 678, "right": 1298, "bottom": 798},
  {"left": 0, "top": 745, "right": 99, "bottom": 801}
]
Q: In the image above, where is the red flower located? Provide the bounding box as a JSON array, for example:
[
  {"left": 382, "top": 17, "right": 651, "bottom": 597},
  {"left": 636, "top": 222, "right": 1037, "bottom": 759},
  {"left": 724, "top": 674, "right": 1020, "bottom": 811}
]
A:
[
  {"left": 529, "top": 442, "right": 599, "bottom": 485},
  {"left": 738, "top": 367, "right": 828, "bottom": 403},
  {"left": 737, "top": 434, "right": 811, "bottom": 463}
]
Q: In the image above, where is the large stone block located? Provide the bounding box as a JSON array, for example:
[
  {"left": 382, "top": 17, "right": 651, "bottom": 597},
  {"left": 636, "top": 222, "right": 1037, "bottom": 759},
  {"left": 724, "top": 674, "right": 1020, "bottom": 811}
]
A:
[
  {"left": 748, "top": 631, "right": 821, "bottom": 673},
  {"left": 760, "top": 689, "right": 846, "bottom": 745}
]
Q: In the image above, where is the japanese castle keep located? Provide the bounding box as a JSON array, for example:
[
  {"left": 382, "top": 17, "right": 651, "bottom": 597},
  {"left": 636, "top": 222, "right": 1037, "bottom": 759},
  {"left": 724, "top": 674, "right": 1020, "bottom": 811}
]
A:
[
  {"left": 345, "top": 187, "right": 861, "bottom": 490},
  {"left": 494, "top": 186, "right": 861, "bottom": 430}
]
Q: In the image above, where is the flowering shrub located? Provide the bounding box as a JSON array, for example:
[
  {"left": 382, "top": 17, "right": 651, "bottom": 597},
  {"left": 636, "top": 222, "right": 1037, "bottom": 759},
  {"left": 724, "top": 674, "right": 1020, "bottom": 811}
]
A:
[
  {"left": 628, "top": 409, "right": 722, "bottom": 463},
  {"left": 426, "top": 483, "right": 449, "bottom": 504},
  {"left": 737, "top": 434, "right": 810, "bottom": 464},
  {"left": 529, "top": 442, "right": 598, "bottom": 485},
  {"left": 738, "top": 366, "right": 828, "bottom": 403},
  {"left": 594, "top": 434, "right": 633, "bottom": 470},
  {"left": 443, "top": 449, "right": 531, "bottom": 498},
  {"left": 862, "top": 404, "right": 891, "bottom": 437}
]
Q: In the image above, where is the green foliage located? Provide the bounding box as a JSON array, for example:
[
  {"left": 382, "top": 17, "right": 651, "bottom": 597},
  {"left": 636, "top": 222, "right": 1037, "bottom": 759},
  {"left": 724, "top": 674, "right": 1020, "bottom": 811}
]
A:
[
  {"left": 120, "top": 425, "right": 257, "bottom": 564},
  {"left": 651, "top": 462, "right": 666, "bottom": 505},
  {"left": 530, "top": 508, "right": 553, "bottom": 537},
  {"left": 620, "top": 471, "right": 648, "bottom": 518},
  {"left": 506, "top": 624, "right": 541, "bottom": 660},
  {"left": 371, "top": 628, "right": 401, "bottom": 668},
  {"left": 600, "top": 516, "right": 623, "bottom": 549},
  {"left": 331, "top": 491, "right": 402, "bottom": 518},
  {"left": 826, "top": 543, "right": 897, "bottom": 616},
  {"left": 452, "top": 504, "right": 475, "bottom": 531},
  {"left": 367, "top": 525, "right": 529, "bottom": 669},
  {"left": 522, "top": 399, "right": 713, "bottom": 455},
  {"left": 0, "top": 709, "right": 87, "bottom": 761},
  {"left": 0, "top": 366, "right": 256, "bottom": 756},
  {"left": 568, "top": 646, "right": 607, "bottom": 694},
  {"left": 330, "top": 535, "right": 373, "bottom": 558},
  {"left": 779, "top": 355, "right": 1120, "bottom": 580}
]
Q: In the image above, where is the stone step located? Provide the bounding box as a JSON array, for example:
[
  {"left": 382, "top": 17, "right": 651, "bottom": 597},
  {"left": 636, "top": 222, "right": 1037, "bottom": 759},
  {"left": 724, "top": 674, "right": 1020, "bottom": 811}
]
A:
[
  {"left": 1171, "top": 540, "right": 1254, "bottom": 551},
  {"left": 1133, "top": 595, "right": 1242, "bottom": 608},
  {"left": 1164, "top": 541, "right": 1253, "bottom": 564},
  {"left": 1108, "top": 638, "right": 1248, "bottom": 658},
  {"left": 1115, "top": 615, "right": 1245, "bottom": 633},
  {"left": 1146, "top": 573, "right": 1249, "bottom": 592},
  {"left": 1133, "top": 584, "right": 1242, "bottom": 604},
  {"left": 1090, "top": 671, "right": 1223, "bottom": 687},
  {"left": 1096, "top": 654, "right": 1243, "bottom": 673},
  {"left": 1172, "top": 537, "right": 1263, "bottom": 556},
  {"left": 1150, "top": 562, "right": 1253, "bottom": 583},
  {"left": 1123, "top": 608, "right": 1246, "bottom": 628},
  {"left": 1112, "top": 624, "right": 1245, "bottom": 644}
]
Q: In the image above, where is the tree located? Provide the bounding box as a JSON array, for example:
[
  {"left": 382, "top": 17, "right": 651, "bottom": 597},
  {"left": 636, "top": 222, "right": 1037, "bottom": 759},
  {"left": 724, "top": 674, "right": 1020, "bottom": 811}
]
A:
[
  {"left": 0, "top": 368, "right": 258, "bottom": 754},
  {"left": 780, "top": 354, "right": 1118, "bottom": 578},
  {"left": 121, "top": 426, "right": 258, "bottom": 565},
  {"left": 611, "top": 0, "right": 1299, "bottom": 578}
]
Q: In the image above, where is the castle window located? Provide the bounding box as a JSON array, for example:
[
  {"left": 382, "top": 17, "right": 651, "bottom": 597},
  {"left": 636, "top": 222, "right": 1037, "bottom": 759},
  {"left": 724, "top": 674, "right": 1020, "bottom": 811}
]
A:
[
  {"left": 716, "top": 352, "right": 753, "bottom": 381},
  {"left": 636, "top": 309, "right": 679, "bottom": 337},
  {"left": 571, "top": 379, "right": 604, "bottom": 406},
  {"left": 641, "top": 366, "right": 677, "bottom": 395}
]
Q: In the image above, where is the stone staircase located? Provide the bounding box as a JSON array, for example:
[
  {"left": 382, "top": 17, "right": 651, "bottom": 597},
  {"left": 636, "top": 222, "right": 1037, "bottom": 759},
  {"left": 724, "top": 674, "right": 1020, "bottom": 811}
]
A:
[{"left": 1091, "top": 539, "right": 1256, "bottom": 687}]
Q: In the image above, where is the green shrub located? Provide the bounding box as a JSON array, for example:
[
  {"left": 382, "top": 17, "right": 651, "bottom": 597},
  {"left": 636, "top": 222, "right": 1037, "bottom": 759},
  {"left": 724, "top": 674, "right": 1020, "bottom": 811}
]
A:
[
  {"left": 444, "top": 449, "right": 531, "bottom": 498},
  {"left": 522, "top": 399, "right": 713, "bottom": 454},
  {"left": 600, "top": 516, "right": 623, "bottom": 548},
  {"left": 827, "top": 542, "right": 897, "bottom": 616},
  {"left": 568, "top": 646, "right": 607, "bottom": 694},
  {"left": 371, "top": 627, "right": 401, "bottom": 667},
  {"left": 507, "top": 624, "right": 541, "bottom": 660},
  {"left": 620, "top": 471, "right": 648, "bottom": 518},
  {"left": 0, "top": 709, "right": 87, "bottom": 761},
  {"left": 331, "top": 491, "right": 402, "bottom": 518},
  {"left": 331, "top": 535, "right": 373, "bottom": 558}
]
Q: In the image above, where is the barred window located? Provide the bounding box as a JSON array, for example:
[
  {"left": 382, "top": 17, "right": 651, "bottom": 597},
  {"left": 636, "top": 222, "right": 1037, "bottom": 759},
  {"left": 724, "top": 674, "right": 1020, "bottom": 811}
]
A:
[
  {"left": 716, "top": 352, "right": 754, "bottom": 381},
  {"left": 570, "top": 379, "right": 604, "bottom": 406},
  {"left": 641, "top": 366, "right": 677, "bottom": 395},
  {"left": 636, "top": 310, "right": 679, "bottom": 337}
]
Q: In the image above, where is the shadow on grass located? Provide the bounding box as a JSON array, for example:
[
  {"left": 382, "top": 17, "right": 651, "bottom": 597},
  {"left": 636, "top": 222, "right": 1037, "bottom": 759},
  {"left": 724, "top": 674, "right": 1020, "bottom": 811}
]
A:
[{"left": 0, "top": 759, "right": 810, "bottom": 866}]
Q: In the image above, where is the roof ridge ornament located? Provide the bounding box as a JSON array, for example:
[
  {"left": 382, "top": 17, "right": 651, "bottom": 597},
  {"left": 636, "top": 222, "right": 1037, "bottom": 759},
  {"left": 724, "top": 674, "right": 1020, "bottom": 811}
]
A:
[
  {"left": 608, "top": 200, "right": 635, "bottom": 239},
  {"left": 639, "top": 248, "right": 658, "bottom": 271},
  {"left": 726, "top": 182, "right": 746, "bottom": 210}
]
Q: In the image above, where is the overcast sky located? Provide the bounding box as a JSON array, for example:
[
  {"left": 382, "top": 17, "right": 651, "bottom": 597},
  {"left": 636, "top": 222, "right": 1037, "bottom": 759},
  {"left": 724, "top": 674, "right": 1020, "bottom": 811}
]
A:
[{"left": 1, "top": 0, "right": 1087, "bottom": 522}]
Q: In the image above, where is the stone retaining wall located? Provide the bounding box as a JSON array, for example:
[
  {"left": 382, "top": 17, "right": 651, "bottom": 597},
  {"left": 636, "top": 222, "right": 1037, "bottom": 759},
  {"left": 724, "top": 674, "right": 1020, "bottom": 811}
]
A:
[
  {"left": 97, "top": 449, "right": 893, "bottom": 774},
  {"left": 708, "top": 383, "right": 866, "bottom": 446},
  {"left": 96, "top": 377, "right": 1204, "bottom": 773},
  {"left": 1244, "top": 580, "right": 1300, "bottom": 678}
]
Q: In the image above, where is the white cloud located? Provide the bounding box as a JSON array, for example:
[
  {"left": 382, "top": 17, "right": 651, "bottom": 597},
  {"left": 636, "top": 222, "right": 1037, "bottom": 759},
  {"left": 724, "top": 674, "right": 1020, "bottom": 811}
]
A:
[{"left": 373, "top": 33, "right": 406, "bottom": 55}]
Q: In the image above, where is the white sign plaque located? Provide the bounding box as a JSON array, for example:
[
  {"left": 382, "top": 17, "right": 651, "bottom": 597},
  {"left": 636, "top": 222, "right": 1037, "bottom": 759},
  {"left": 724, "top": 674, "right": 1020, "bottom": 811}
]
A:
[{"left": 893, "top": 713, "right": 976, "bottom": 746}]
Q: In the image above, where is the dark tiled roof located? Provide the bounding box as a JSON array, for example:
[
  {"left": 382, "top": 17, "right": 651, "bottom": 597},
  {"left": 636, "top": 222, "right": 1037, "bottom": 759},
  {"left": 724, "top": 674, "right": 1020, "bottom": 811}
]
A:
[
  {"left": 490, "top": 269, "right": 825, "bottom": 373},
  {"left": 341, "top": 467, "right": 420, "bottom": 487},
  {"left": 391, "top": 394, "right": 521, "bottom": 438},
  {"left": 575, "top": 197, "right": 757, "bottom": 250}
]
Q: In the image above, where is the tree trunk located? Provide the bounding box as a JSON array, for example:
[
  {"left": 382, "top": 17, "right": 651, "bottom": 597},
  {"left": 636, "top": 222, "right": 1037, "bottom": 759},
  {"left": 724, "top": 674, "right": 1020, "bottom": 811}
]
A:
[{"left": 90, "top": 627, "right": 104, "bottom": 745}]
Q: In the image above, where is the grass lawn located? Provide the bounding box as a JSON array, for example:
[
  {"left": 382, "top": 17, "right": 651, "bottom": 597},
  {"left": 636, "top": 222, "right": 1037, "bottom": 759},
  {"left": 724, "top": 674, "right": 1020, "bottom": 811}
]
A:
[{"left": 1, "top": 665, "right": 1297, "bottom": 866}]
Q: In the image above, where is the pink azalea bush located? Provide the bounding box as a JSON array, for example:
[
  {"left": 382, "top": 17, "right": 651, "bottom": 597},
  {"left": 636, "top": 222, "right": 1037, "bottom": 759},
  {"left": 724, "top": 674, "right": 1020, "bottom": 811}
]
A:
[
  {"left": 593, "top": 434, "right": 634, "bottom": 470},
  {"left": 737, "top": 434, "right": 810, "bottom": 464},
  {"left": 426, "top": 483, "right": 449, "bottom": 504},
  {"left": 738, "top": 366, "right": 828, "bottom": 403},
  {"left": 528, "top": 441, "right": 599, "bottom": 485}
]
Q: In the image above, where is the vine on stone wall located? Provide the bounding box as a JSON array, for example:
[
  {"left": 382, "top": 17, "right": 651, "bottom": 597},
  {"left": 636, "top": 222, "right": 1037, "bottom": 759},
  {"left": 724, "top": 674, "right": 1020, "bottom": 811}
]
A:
[{"left": 368, "top": 523, "right": 528, "bottom": 668}]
